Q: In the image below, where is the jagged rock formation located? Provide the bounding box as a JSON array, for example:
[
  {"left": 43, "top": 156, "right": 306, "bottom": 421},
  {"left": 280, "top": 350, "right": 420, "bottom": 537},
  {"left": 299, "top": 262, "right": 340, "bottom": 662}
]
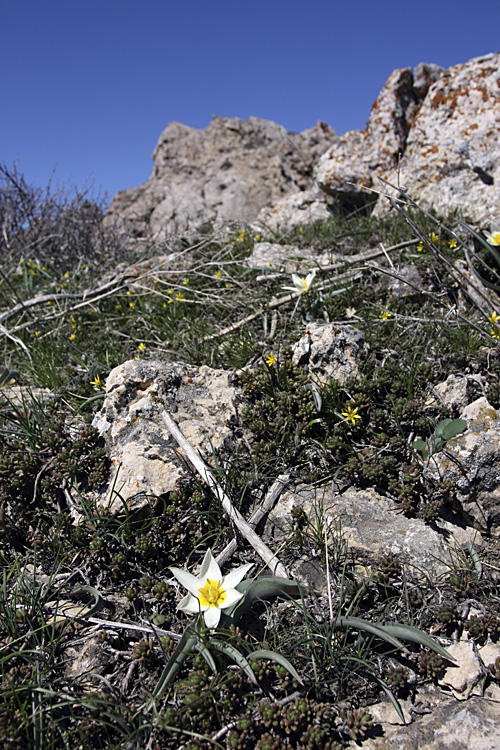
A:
[
  {"left": 105, "top": 117, "right": 336, "bottom": 239},
  {"left": 315, "top": 62, "right": 444, "bottom": 210},
  {"left": 317, "top": 52, "right": 500, "bottom": 221},
  {"left": 106, "top": 51, "right": 500, "bottom": 239}
]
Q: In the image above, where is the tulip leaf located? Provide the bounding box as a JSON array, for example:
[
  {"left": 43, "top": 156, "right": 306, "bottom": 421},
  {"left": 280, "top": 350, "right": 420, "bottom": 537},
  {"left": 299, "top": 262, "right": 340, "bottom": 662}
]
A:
[
  {"left": 248, "top": 649, "right": 304, "bottom": 685},
  {"left": 149, "top": 625, "right": 198, "bottom": 706},
  {"left": 210, "top": 639, "right": 257, "bottom": 684},
  {"left": 220, "top": 577, "right": 304, "bottom": 627}
]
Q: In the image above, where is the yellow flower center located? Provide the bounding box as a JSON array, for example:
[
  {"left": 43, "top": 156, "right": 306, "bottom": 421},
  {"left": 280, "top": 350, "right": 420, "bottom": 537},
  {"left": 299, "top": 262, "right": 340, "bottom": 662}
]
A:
[
  {"left": 198, "top": 579, "right": 226, "bottom": 608},
  {"left": 493, "top": 233, "right": 500, "bottom": 246}
]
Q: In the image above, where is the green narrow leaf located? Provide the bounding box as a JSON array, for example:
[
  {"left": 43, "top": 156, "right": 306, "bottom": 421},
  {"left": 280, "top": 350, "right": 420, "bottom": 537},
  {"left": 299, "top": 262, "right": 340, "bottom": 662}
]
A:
[
  {"left": 248, "top": 649, "right": 304, "bottom": 685},
  {"left": 335, "top": 616, "right": 407, "bottom": 652},
  {"left": 70, "top": 585, "right": 104, "bottom": 618},
  {"left": 220, "top": 577, "right": 304, "bottom": 627},
  {"left": 149, "top": 625, "right": 198, "bottom": 706},
  {"left": 210, "top": 640, "right": 257, "bottom": 684},
  {"left": 466, "top": 542, "right": 482, "bottom": 580},
  {"left": 381, "top": 624, "right": 455, "bottom": 662}
]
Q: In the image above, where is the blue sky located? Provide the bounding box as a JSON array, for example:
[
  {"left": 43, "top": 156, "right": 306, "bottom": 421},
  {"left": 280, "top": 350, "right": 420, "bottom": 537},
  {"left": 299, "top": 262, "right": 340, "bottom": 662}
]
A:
[{"left": 2, "top": 0, "right": 499, "bottom": 202}]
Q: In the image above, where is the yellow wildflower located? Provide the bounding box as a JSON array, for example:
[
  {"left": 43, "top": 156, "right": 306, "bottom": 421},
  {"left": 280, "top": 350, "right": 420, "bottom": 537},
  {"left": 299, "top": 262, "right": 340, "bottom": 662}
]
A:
[
  {"left": 138, "top": 343, "right": 147, "bottom": 352},
  {"left": 379, "top": 311, "right": 392, "bottom": 320},
  {"left": 448, "top": 239, "right": 458, "bottom": 248},
  {"left": 429, "top": 232, "right": 439, "bottom": 243},
  {"left": 488, "top": 312, "right": 500, "bottom": 324},
  {"left": 342, "top": 405, "right": 361, "bottom": 425},
  {"left": 265, "top": 352, "right": 276, "bottom": 367},
  {"left": 490, "top": 326, "right": 500, "bottom": 340},
  {"left": 214, "top": 270, "right": 222, "bottom": 278},
  {"left": 417, "top": 241, "right": 425, "bottom": 252}
]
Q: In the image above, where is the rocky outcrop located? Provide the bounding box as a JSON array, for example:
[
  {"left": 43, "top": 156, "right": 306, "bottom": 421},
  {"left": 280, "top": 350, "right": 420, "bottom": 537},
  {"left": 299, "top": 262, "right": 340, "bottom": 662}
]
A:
[
  {"left": 105, "top": 117, "right": 336, "bottom": 239},
  {"left": 317, "top": 53, "right": 500, "bottom": 222},
  {"left": 105, "top": 53, "right": 499, "bottom": 237},
  {"left": 91, "top": 359, "right": 239, "bottom": 512},
  {"left": 424, "top": 396, "right": 500, "bottom": 534},
  {"left": 316, "top": 63, "right": 444, "bottom": 210}
]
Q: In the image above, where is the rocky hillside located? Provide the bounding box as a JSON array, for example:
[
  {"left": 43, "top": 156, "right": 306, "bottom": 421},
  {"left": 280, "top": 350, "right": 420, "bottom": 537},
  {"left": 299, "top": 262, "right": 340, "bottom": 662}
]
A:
[{"left": 105, "top": 52, "right": 500, "bottom": 240}]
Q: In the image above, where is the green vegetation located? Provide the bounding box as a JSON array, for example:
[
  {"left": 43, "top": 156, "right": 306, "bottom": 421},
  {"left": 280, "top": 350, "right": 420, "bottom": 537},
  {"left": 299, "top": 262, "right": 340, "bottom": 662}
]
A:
[{"left": 1, "top": 164, "right": 500, "bottom": 748}]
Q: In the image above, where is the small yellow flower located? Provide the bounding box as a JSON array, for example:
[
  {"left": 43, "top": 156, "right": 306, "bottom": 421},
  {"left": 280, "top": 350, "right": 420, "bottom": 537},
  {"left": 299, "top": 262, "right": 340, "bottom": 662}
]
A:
[
  {"left": 298, "top": 227, "right": 303, "bottom": 233},
  {"left": 115, "top": 303, "right": 122, "bottom": 310},
  {"left": 429, "top": 232, "right": 439, "bottom": 243},
  {"left": 488, "top": 312, "right": 500, "bottom": 324},
  {"left": 69, "top": 333, "right": 76, "bottom": 341},
  {"left": 342, "top": 405, "right": 361, "bottom": 425},
  {"left": 490, "top": 326, "right": 500, "bottom": 340},
  {"left": 34, "top": 331, "right": 41, "bottom": 338},
  {"left": 379, "top": 311, "right": 392, "bottom": 320},
  {"left": 91, "top": 374, "right": 105, "bottom": 391},
  {"left": 126, "top": 290, "right": 132, "bottom": 296},
  {"left": 167, "top": 289, "right": 174, "bottom": 295},
  {"left": 214, "top": 270, "right": 222, "bottom": 278},
  {"left": 265, "top": 352, "right": 276, "bottom": 367},
  {"left": 254, "top": 234, "right": 261, "bottom": 240},
  {"left": 129, "top": 301, "right": 135, "bottom": 308},
  {"left": 417, "top": 241, "right": 425, "bottom": 252},
  {"left": 182, "top": 279, "right": 189, "bottom": 285},
  {"left": 137, "top": 343, "right": 147, "bottom": 351},
  {"left": 225, "top": 283, "right": 233, "bottom": 289},
  {"left": 448, "top": 239, "right": 458, "bottom": 248},
  {"left": 175, "top": 292, "right": 186, "bottom": 301}
]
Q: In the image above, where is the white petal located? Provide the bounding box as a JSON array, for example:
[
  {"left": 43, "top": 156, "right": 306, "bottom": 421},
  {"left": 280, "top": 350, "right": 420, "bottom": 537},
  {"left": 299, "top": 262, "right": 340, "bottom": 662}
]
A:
[
  {"left": 204, "top": 607, "right": 221, "bottom": 628},
  {"left": 291, "top": 274, "right": 301, "bottom": 287},
  {"left": 219, "top": 588, "right": 244, "bottom": 609},
  {"left": 222, "top": 563, "right": 253, "bottom": 591},
  {"left": 199, "top": 550, "right": 222, "bottom": 583},
  {"left": 198, "top": 549, "right": 213, "bottom": 578},
  {"left": 178, "top": 594, "right": 206, "bottom": 614},
  {"left": 169, "top": 567, "right": 202, "bottom": 597},
  {"left": 306, "top": 270, "right": 316, "bottom": 285}
]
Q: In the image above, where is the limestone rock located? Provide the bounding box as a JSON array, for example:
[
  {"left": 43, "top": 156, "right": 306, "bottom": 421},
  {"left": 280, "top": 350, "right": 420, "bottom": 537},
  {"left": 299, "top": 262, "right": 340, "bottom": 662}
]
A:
[
  {"left": 105, "top": 117, "right": 336, "bottom": 239},
  {"left": 424, "top": 397, "right": 500, "bottom": 533},
  {"left": 315, "top": 63, "right": 443, "bottom": 209},
  {"left": 379, "top": 53, "right": 500, "bottom": 222},
  {"left": 424, "top": 373, "right": 485, "bottom": 412},
  {"left": 438, "top": 641, "right": 486, "bottom": 700},
  {"left": 246, "top": 241, "right": 335, "bottom": 273},
  {"left": 268, "top": 485, "right": 479, "bottom": 580},
  {"left": 361, "top": 696, "right": 500, "bottom": 749},
  {"left": 253, "top": 187, "right": 333, "bottom": 232},
  {"left": 91, "top": 359, "right": 238, "bottom": 512},
  {"left": 291, "top": 323, "right": 367, "bottom": 385}
]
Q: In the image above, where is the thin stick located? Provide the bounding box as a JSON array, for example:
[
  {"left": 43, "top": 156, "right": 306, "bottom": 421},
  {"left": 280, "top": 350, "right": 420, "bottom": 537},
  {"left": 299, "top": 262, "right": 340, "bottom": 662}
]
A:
[
  {"left": 215, "top": 473, "right": 290, "bottom": 567},
  {"left": 161, "top": 410, "right": 288, "bottom": 577}
]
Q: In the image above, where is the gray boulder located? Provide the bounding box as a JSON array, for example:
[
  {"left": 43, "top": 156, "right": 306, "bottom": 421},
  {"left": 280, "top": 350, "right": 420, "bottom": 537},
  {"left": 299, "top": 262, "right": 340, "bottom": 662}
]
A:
[
  {"left": 105, "top": 117, "right": 336, "bottom": 239},
  {"left": 91, "top": 359, "right": 239, "bottom": 512}
]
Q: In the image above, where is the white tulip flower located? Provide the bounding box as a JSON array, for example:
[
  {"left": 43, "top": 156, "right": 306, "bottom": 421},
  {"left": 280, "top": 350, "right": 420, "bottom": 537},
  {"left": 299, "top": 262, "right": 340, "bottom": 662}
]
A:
[
  {"left": 169, "top": 549, "right": 253, "bottom": 629},
  {"left": 283, "top": 269, "right": 316, "bottom": 294},
  {"left": 484, "top": 222, "right": 500, "bottom": 246}
]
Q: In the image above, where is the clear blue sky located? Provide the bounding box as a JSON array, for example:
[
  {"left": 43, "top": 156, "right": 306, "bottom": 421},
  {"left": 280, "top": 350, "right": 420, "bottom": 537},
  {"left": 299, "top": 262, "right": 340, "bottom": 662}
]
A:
[{"left": 2, "top": 0, "right": 498, "bottom": 203}]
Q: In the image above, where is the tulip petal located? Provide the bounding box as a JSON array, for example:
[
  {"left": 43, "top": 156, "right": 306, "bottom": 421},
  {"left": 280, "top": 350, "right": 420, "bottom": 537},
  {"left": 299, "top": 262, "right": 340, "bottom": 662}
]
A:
[
  {"left": 220, "top": 588, "right": 244, "bottom": 608},
  {"left": 169, "top": 567, "right": 203, "bottom": 597},
  {"left": 222, "top": 563, "right": 254, "bottom": 591},
  {"left": 178, "top": 594, "right": 206, "bottom": 614},
  {"left": 204, "top": 606, "right": 221, "bottom": 628}
]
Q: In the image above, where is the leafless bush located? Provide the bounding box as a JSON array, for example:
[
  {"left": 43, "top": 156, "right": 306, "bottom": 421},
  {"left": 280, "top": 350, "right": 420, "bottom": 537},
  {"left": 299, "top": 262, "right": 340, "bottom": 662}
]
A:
[{"left": 0, "top": 163, "right": 127, "bottom": 270}]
